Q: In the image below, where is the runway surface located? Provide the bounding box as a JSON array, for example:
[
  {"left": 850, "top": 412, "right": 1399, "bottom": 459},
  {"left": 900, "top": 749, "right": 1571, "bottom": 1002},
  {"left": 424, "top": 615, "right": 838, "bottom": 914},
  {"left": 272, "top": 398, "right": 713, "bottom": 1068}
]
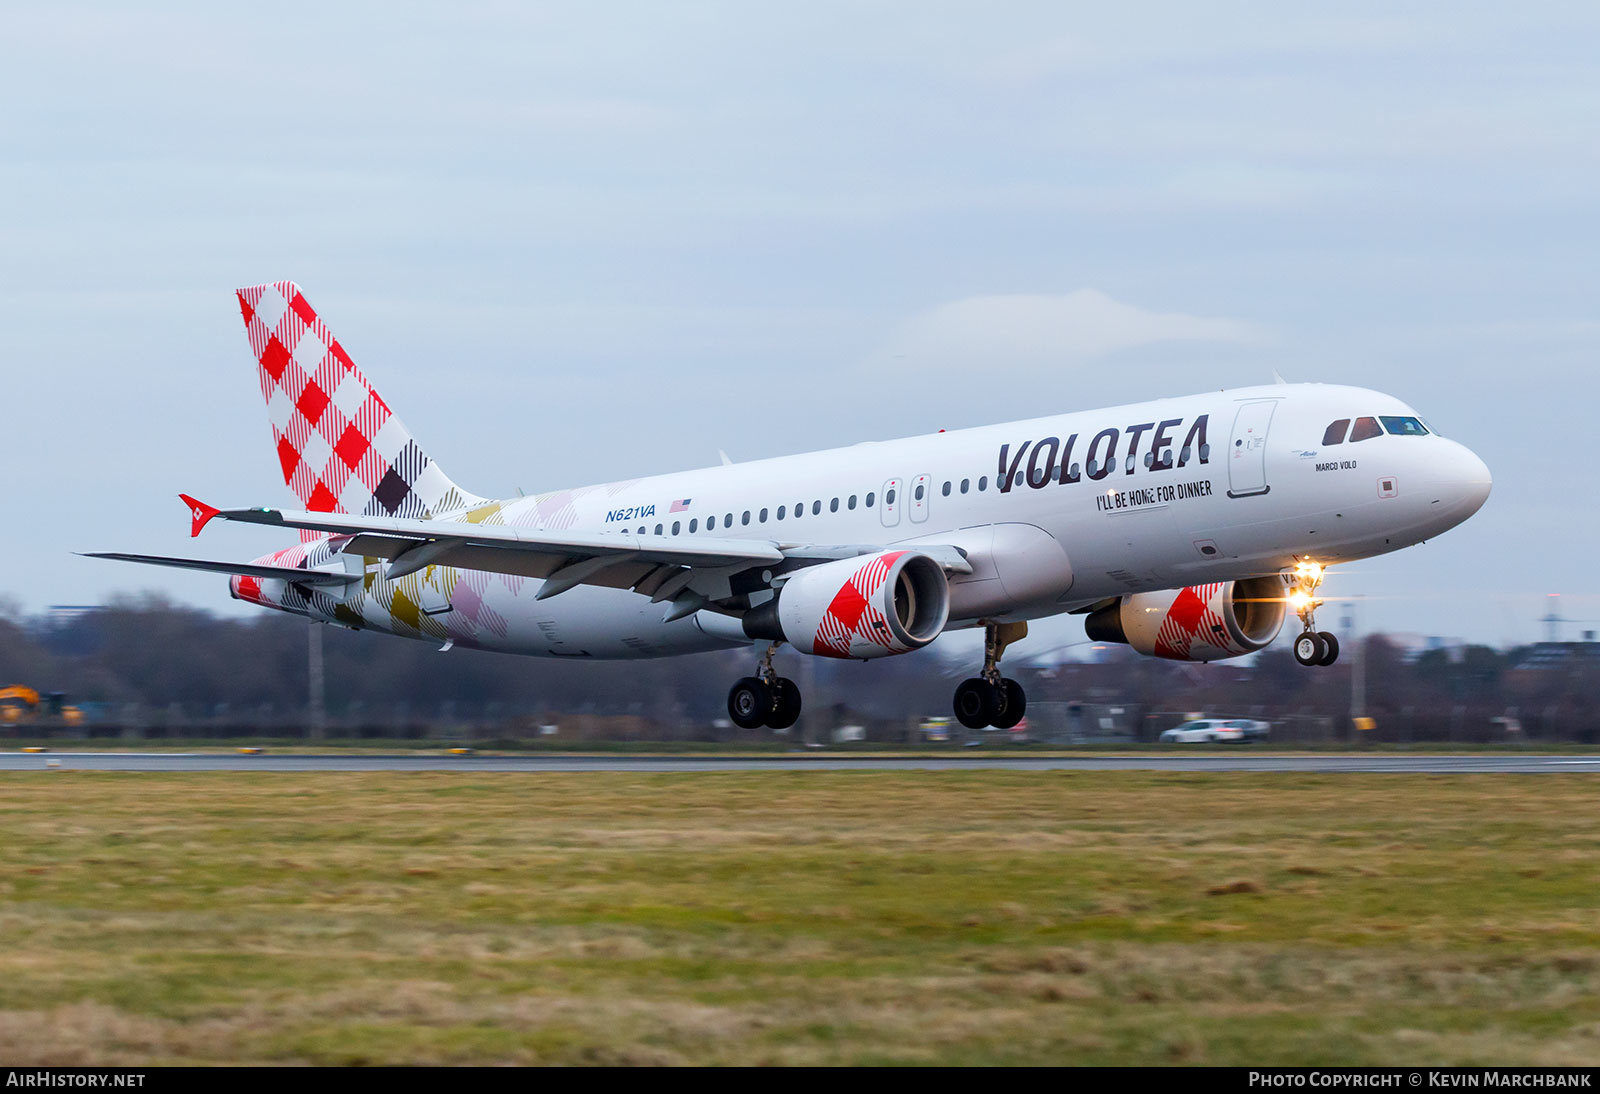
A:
[{"left": 2, "top": 752, "right": 1598, "bottom": 773}]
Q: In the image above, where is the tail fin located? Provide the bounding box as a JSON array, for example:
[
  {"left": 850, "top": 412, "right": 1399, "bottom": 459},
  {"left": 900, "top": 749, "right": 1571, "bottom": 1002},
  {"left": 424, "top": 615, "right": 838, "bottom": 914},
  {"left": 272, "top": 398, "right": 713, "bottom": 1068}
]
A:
[{"left": 235, "top": 281, "right": 483, "bottom": 522}]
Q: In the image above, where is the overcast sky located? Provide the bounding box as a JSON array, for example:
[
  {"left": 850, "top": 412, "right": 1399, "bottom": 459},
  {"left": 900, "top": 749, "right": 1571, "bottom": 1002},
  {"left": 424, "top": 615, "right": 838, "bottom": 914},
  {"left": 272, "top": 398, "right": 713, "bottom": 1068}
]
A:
[{"left": 3, "top": 2, "right": 1597, "bottom": 648}]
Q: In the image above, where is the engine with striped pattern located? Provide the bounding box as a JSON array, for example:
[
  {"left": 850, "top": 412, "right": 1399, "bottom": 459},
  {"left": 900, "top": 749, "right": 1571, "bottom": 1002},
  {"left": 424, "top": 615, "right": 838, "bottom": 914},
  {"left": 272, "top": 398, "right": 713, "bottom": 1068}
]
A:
[
  {"left": 762, "top": 550, "right": 950, "bottom": 659},
  {"left": 1083, "top": 575, "right": 1288, "bottom": 662}
]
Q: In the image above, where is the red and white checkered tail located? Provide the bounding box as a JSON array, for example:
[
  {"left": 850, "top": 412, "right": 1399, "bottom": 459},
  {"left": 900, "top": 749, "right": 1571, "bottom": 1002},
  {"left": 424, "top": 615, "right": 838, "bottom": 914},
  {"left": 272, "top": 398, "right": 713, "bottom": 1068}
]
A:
[{"left": 235, "top": 281, "right": 483, "bottom": 527}]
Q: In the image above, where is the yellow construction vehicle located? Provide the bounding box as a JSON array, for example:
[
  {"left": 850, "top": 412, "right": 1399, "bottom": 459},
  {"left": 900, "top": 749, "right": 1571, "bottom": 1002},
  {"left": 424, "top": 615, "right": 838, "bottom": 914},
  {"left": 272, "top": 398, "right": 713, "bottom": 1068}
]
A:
[{"left": 0, "top": 686, "right": 84, "bottom": 729}]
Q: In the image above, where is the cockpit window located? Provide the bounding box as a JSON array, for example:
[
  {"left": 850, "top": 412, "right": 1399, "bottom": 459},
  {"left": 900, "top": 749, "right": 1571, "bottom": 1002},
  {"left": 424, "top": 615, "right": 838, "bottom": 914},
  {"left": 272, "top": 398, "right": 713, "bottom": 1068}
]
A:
[
  {"left": 1349, "top": 416, "right": 1383, "bottom": 443},
  {"left": 1322, "top": 419, "right": 1350, "bottom": 446},
  {"left": 1380, "top": 415, "right": 1429, "bottom": 436}
]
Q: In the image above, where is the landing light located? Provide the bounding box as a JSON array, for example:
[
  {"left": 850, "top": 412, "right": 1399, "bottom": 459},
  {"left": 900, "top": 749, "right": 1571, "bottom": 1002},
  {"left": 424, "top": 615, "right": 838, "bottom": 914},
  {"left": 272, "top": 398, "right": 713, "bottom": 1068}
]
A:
[{"left": 1287, "top": 590, "right": 1314, "bottom": 611}]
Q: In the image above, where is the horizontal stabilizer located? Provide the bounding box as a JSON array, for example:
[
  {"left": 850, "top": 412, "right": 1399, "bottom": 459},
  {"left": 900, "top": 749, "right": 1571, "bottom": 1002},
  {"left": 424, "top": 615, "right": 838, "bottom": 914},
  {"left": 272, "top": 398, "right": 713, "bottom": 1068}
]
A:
[{"left": 81, "top": 552, "right": 359, "bottom": 586}]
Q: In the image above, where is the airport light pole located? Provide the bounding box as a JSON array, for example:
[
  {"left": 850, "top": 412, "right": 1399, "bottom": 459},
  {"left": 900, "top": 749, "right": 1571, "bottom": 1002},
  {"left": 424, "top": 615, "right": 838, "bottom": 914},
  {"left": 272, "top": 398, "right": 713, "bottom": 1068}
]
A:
[{"left": 308, "top": 621, "right": 326, "bottom": 741}]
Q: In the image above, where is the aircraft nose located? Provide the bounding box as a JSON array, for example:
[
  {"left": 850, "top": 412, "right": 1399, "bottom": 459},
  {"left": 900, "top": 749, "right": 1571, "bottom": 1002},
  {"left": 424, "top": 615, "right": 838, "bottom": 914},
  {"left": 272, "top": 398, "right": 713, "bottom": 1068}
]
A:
[
  {"left": 1430, "top": 440, "right": 1492, "bottom": 520},
  {"left": 1460, "top": 446, "right": 1492, "bottom": 513}
]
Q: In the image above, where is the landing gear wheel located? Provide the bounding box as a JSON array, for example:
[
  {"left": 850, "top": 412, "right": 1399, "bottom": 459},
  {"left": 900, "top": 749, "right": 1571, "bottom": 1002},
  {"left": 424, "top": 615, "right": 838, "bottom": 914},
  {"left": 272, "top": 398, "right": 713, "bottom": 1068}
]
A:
[
  {"left": 1316, "top": 631, "right": 1340, "bottom": 666},
  {"left": 953, "top": 678, "right": 997, "bottom": 729},
  {"left": 990, "top": 679, "right": 1027, "bottom": 730},
  {"left": 728, "top": 676, "right": 774, "bottom": 730},
  {"left": 953, "top": 621, "right": 1031, "bottom": 730},
  {"left": 1293, "top": 631, "right": 1327, "bottom": 667},
  {"left": 766, "top": 677, "right": 802, "bottom": 730}
]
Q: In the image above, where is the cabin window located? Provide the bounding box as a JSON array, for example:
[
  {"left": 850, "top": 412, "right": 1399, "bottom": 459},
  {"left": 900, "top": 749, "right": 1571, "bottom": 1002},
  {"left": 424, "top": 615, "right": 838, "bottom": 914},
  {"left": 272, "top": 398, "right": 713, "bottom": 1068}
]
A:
[
  {"left": 960, "top": 478, "right": 970, "bottom": 494},
  {"left": 830, "top": 497, "right": 839, "bottom": 512},
  {"left": 794, "top": 503, "right": 803, "bottom": 519},
  {"left": 1380, "top": 415, "right": 1429, "bottom": 436},
  {"left": 742, "top": 510, "right": 751, "bottom": 525},
  {"left": 812, "top": 500, "right": 821, "bottom": 515},
  {"left": 671, "top": 521, "right": 681, "bottom": 535},
  {"left": 865, "top": 492, "right": 875, "bottom": 507},
  {"left": 706, "top": 515, "right": 716, "bottom": 530},
  {"left": 1349, "top": 416, "right": 1383, "bottom": 443},
  {"left": 847, "top": 495, "right": 857, "bottom": 510},
  {"left": 1323, "top": 419, "right": 1350, "bottom": 446},
  {"left": 885, "top": 488, "right": 897, "bottom": 505},
  {"left": 978, "top": 476, "right": 987, "bottom": 491},
  {"left": 759, "top": 507, "right": 768, "bottom": 522},
  {"left": 914, "top": 484, "right": 925, "bottom": 501},
  {"left": 777, "top": 505, "right": 786, "bottom": 520},
  {"left": 654, "top": 524, "right": 663, "bottom": 535},
  {"left": 689, "top": 518, "right": 697, "bottom": 533},
  {"left": 941, "top": 481, "right": 951, "bottom": 496}
]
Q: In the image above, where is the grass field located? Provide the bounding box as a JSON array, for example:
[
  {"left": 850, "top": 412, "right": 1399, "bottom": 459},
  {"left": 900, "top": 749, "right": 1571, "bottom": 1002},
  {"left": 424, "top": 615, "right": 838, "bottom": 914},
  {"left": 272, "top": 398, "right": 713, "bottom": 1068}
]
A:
[{"left": 0, "top": 771, "right": 1596, "bottom": 1065}]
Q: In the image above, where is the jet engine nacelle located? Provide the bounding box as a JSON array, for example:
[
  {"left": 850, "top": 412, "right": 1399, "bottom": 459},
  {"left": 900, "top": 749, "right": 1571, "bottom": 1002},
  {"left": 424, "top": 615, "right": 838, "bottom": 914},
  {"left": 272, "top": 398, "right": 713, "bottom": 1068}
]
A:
[
  {"left": 744, "top": 550, "right": 950, "bottom": 658},
  {"left": 1084, "top": 575, "right": 1288, "bottom": 662}
]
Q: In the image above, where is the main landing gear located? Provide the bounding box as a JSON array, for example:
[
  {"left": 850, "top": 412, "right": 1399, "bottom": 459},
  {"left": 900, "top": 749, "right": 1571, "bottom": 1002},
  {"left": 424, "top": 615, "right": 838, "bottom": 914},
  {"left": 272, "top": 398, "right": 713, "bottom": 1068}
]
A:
[
  {"left": 1288, "top": 562, "right": 1340, "bottom": 667},
  {"left": 727, "top": 642, "right": 803, "bottom": 731},
  {"left": 953, "top": 621, "right": 1029, "bottom": 730}
]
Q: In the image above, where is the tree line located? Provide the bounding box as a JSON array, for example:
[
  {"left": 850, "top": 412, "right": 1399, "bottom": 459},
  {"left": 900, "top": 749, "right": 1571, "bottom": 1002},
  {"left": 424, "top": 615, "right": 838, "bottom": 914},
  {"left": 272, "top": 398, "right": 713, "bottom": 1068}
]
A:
[{"left": 1, "top": 595, "right": 1594, "bottom": 741}]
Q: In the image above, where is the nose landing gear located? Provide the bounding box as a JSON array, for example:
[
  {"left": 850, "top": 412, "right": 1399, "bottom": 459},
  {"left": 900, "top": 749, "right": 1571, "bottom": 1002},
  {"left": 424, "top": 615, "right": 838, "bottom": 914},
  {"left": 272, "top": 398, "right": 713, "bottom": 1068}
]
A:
[
  {"left": 1288, "top": 562, "right": 1340, "bottom": 667},
  {"left": 727, "top": 642, "right": 803, "bottom": 730},
  {"left": 953, "top": 621, "right": 1028, "bottom": 730}
]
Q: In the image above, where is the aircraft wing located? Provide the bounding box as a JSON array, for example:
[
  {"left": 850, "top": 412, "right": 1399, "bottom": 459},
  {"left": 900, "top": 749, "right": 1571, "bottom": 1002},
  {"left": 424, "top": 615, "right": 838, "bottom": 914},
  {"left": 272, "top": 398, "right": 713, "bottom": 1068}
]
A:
[
  {"left": 79, "top": 552, "right": 360, "bottom": 586},
  {"left": 182, "top": 497, "right": 788, "bottom": 617},
  {"left": 171, "top": 496, "right": 973, "bottom": 620}
]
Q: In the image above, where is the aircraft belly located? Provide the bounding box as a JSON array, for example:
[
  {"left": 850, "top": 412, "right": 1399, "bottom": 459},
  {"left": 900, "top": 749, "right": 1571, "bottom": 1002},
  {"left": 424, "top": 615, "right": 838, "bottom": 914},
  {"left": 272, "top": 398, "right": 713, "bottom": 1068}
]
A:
[
  {"left": 1188, "top": 496, "right": 1396, "bottom": 569},
  {"left": 504, "top": 586, "right": 735, "bottom": 659},
  {"left": 323, "top": 568, "right": 733, "bottom": 659},
  {"left": 1062, "top": 503, "right": 1184, "bottom": 595},
  {"left": 906, "top": 523, "right": 1074, "bottom": 622}
]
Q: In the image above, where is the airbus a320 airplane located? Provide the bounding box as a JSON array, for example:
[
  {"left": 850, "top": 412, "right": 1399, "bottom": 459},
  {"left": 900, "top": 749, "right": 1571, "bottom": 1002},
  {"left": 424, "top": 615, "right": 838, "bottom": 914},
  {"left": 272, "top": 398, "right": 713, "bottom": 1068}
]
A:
[{"left": 91, "top": 282, "right": 1492, "bottom": 731}]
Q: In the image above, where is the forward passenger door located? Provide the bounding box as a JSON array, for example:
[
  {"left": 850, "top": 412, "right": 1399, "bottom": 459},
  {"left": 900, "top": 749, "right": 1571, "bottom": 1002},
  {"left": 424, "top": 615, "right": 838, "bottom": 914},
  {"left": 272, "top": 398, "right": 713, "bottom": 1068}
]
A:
[{"left": 1227, "top": 400, "right": 1277, "bottom": 498}]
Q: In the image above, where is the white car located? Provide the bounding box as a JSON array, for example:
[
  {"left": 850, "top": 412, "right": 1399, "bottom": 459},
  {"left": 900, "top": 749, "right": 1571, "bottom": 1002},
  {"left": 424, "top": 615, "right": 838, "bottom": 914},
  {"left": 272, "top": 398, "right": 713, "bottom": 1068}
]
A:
[{"left": 1158, "top": 718, "right": 1266, "bottom": 743}]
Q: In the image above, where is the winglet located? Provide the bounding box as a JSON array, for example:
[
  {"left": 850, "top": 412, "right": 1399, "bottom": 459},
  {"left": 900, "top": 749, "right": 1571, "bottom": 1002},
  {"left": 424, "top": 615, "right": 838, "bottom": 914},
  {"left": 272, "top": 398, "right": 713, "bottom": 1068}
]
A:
[{"left": 179, "top": 494, "right": 221, "bottom": 538}]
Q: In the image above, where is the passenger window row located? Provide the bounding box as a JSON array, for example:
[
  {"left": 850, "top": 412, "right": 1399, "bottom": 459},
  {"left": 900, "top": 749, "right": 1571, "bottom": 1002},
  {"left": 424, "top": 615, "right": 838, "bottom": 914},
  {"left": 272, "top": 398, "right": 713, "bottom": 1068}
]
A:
[
  {"left": 635, "top": 471, "right": 1001, "bottom": 537},
  {"left": 1322, "top": 415, "right": 1429, "bottom": 446},
  {"left": 640, "top": 469, "right": 1022, "bottom": 536},
  {"left": 637, "top": 492, "right": 881, "bottom": 536},
  {"left": 635, "top": 441, "right": 1214, "bottom": 536}
]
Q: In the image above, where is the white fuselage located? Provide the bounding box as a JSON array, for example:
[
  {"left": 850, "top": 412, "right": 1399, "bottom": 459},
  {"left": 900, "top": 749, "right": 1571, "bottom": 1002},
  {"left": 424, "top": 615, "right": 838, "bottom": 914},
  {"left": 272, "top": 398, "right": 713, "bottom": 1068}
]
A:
[{"left": 260, "top": 383, "right": 1490, "bottom": 658}]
